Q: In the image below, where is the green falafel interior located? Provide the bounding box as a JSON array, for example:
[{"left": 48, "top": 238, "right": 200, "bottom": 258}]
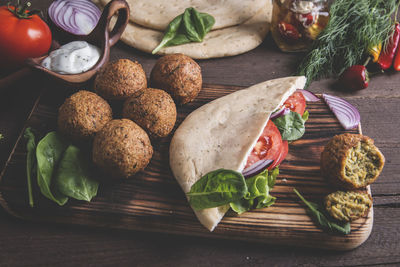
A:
[{"left": 325, "top": 190, "right": 372, "bottom": 222}]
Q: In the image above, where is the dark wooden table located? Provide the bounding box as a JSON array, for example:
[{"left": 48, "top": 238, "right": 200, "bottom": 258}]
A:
[{"left": 0, "top": 1, "right": 399, "bottom": 266}]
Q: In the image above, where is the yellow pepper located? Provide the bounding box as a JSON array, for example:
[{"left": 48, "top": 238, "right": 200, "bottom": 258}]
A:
[{"left": 368, "top": 43, "right": 382, "bottom": 63}]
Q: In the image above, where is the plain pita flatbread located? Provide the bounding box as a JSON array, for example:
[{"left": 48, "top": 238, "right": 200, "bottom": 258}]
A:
[
  {"left": 94, "top": 0, "right": 272, "bottom": 59},
  {"left": 169, "top": 76, "right": 307, "bottom": 231},
  {"left": 100, "top": 0, "right": 267, "bottom": 31}
]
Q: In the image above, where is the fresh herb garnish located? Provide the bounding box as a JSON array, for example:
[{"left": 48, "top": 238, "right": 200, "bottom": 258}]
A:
[
  {"left": 187, "top": 169, "right": 247, "bottom": 210},
  {"left": 36, "top": 132, "right": 69, "bottom": 205},
  {"left": 297, "top": 0, "right": 398, "bottom": 85},
  {"left": 293, "top": 188, "right": 351, "bottom": 235},
  {"left": 188, "top": 168, "right": 279, "bottom": 213},
  {"left": 55, "top": 145, "right": 98, "bottom": 202},
  {"left": 23, "top": 128, "right": 36, "bottom": 207},
  {"left": 28, "top": 131, "right": 99, "bottom": 206},
  {"left": 230, "top": 168, "right": 278, "bottom": 214},
  {"left": 273, "top": 111, "right": 306, "bottom": 141},
  {"left": 152, "top": 7, "right": 215, "bottom": 54}
]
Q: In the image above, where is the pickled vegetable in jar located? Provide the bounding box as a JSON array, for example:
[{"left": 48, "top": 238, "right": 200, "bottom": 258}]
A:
[{"left": 271, "top": 0, "right": 329, "bottom": 52}]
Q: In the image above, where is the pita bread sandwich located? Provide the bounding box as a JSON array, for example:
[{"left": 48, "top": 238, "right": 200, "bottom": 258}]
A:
[{"left": 169, "top": 76, "right": 307, "bottom": 231}]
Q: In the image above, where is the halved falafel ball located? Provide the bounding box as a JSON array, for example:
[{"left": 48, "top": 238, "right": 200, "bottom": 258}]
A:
[
  {"left": 150, "top": 54, "right": 202, "bottom": 105},
  {"left": 325, "top": 190, "right": 372, "bottom": 222},
  {"left": 94, "top": 59, "right": 147, "bottom": 100},
  {"left": 58, "top": 90, "right": 112, "bottom": 140},
  {"left": 321, "top": 133, "right": 385, "bottom": 189},
  {"left": 92, "top": 119, "right": 153, "bottom": 178},
  {"left": 122, "top": 88, "right": 177, "bottom": 138}
]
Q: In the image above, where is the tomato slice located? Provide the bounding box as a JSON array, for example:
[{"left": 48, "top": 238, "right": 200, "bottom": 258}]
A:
[
  {"left": 245, "top": 121, "right": 283, "bottom": 170},
  {"left": 244, "top": 91, "right": 306, "bottom": 172},
  {"left": 269, "top": 140, "right": 288, "bottom": 169},
  {"left": 283, "top": 91, "right": 306, "bottom": 115}
]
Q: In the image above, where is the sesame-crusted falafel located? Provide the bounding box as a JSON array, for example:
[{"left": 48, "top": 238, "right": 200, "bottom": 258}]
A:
[
  {"left": 94, "top": 59, "right": 147, "bottom": 100},
  {"left": 92, "top": 119, "right": 153, "bottom": 178},
  {"left": 150, "top": 54, "right": 202, "bottom": 105},
  {"left": 122, "top": 88, "right": 177, "bottom": 138},
  {"left": 321, "top": 133, "right": 385, "bottom": 189},
  {"left": 58, "top": 90, "right": 112, "bottom": 140}
]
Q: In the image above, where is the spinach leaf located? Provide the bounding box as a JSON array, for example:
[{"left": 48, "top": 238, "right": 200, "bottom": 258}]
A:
[
  {"left": 230, "top": 168, "right": 278, "bottom": 214},
  {"left": 273, "top": 111, "right": 306, "bottom": 141},
  {"left": 293, "top": 188, "right": 351, "bottom": 235},
  {"left": 152, "top": 7, "right": 215, "bottom": 54},
  {"left": 187, "top": 169, "right": 247, "bottom": 210},
  {"left": 24, "top": 127, "right": 36, "bottom": 207},
  {"left": 36, "top": 132, "right": 69, "bottom": 206},
  {"left": 55, "top": 145, "right": 98, "bottom": 202}
]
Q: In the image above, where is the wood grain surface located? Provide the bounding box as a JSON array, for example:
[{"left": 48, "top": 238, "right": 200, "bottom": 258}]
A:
[
  {"left": 0, "top": 83, "right": 370, "bottom": 250},
  {"left": 0, "top": 1, "right": 399, "bottom": 265}
]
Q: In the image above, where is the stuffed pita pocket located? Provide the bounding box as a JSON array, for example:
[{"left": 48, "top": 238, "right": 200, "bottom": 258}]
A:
[{"left": 169, "top": 76, "right": 307, "bottom": 231}]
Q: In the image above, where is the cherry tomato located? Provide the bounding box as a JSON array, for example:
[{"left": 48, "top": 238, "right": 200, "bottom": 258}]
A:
[
  {"left": 269, "top": 140, "right": 288, "bottom": 169},
  {"left": 245, "top": 121, "right": 283, "bottom": 169},
  {"left": 283, "top": 91, "right": 306, "bottom": 115},
  {"left": 0, "top": 5, "right": 52, "bottom": 70}
]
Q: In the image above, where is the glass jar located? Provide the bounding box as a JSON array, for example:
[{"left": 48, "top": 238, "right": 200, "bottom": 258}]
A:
[{"left": 271, "top": 0, "right": 330, "bottom": 52}]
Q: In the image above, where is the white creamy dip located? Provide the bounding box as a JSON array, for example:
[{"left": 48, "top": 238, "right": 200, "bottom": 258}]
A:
[
  {"left": 41, "top": 41, "right": 101, "bottom": 74},
  {"left": 291, "top": 1, "right": 316, "bottom": 14}
]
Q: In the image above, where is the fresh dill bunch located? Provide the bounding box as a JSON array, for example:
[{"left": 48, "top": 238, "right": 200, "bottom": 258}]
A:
[{"left": 297, "top": 0, "right": 399, "bottom": 86}]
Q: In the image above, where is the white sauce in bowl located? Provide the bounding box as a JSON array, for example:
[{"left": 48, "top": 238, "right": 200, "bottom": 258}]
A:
[{"left": 41, "top": 41, "right": 101, "bottom": 74}]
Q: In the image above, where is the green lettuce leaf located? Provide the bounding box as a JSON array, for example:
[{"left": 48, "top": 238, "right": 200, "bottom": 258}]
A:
[{"left": 230, "top": 168, "right": 279, "bottom": 214}]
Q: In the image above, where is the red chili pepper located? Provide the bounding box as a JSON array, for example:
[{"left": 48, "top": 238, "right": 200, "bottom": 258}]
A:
[
  {"left": 278, "top": 22, "right": 301, "bottom": 42},
  {"left": 339, "top": 65, "right": 369, "bottom": 91},
  {"left": 377, "top": 23, "right": 400, "bottom": 70},
  {"left": 394, "top": 39, "right": 400, "bottom": 71}
]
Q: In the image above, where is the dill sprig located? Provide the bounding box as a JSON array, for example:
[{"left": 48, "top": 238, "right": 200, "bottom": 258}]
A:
[{"left": 297, "top": 0, "right": 399, "bottom": 86}]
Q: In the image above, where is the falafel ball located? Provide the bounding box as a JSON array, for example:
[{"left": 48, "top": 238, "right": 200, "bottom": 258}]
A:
[
  {"left": 150, "top": 54, "right": 202, "bottom": 104},
  {"left": 325, "top": 190, "right": 372, "bottom": 222},
  {"left": 94, "top": 59, "right": 147, "bottom": 100},
  {"left": 321, "top": 133, "right": 385, "bottom": 189},
  {"left": 122, "top": 88, "right": 177, "bottom": 138},
  {"left": 92, "top": 119, "right": 153, "bottom": 178},
  {"left": 58, "top": 90, "right": 112, "bottom": 140}
]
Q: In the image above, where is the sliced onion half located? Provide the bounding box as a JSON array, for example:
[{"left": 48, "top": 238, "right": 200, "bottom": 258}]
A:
[
  {"left": 297, "top": 89, "right": 320, "bottom": 102},
  {"left": 322, "top": 94, "right": 360, "bottom": 130},
  {"left": 48, "top": 0, "right": 101, "bottom": 36},
  {"left": 242, "top": 159, "right": 274, "bottom": 178},
  {"left": 270, "top": 107, "right": 290, "bottom": 120}
]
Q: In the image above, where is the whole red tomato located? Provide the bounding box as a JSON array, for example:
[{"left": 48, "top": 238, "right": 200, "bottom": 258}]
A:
[{"left": 0, "top": 3, "right": 52, "bottom": 70}]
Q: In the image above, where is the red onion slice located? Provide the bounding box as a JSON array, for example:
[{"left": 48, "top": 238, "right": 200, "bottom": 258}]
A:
[
  {"left": 242, "top": 159, "right": 274, "bottom": 178},
  {"left": 48, "top": 0, "right": 101, "bottom": 36},
  {"left": 322, "top": 94, "right": 360, "bottom": 130},
  {"left": 270, "top": 107, "right": 290, "bottom": 120},
  {"left": 297, "top": 89, "right": 320, "bottom": 102}
]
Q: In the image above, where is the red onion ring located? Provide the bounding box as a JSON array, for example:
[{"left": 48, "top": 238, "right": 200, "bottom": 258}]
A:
[
  {"left": 297, "top": 89, "right": 320, "bottom": 102},
  {"left": 322, "top": 94, "right": 360, "bottom": 130},
  {"left": 242, "top": 159, "right": 274, "bottom": 178},
  {"left": 48, "top": 0, "right": 101, "bottom": 36},
  {"left": 270, "top": 107, "right": 291, "bottom": 120}
]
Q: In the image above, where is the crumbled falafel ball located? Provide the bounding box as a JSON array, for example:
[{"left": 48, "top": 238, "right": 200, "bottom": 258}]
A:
[
  {"left": 58, "top": 90, "right": 112, "bottom": 140},
  {"left": 150, "top": 54, "right": 202, "bottom": 104},
  {"left": 94, "top": 59, "right": 147, "bottom": 100},
  {"left": 325, "top": 190, "right": 372, "bottom": 222},
  {"left": 92, "top": 119, "right": 153, "bottom": 178},
  {"left": 321, "top": 133, "right": 385, "bottom": 189},
  {"left": 122, "top": 88, "right": 177, "bottom": 138}
]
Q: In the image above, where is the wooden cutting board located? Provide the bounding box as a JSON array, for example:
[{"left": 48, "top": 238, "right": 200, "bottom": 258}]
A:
[{"left": 0, "top": 83, "right": 371, "bottom": 250}]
